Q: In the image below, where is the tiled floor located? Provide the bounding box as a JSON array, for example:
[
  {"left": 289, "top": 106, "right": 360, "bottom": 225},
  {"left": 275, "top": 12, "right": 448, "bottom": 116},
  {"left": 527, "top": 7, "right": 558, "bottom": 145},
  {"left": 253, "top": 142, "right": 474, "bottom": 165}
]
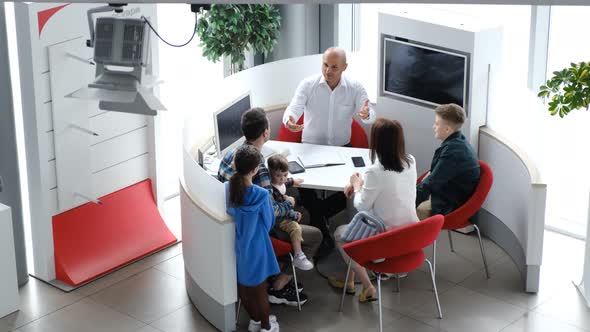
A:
[{"left": 1, "top": 225, "right": 588, "bottom": 331}]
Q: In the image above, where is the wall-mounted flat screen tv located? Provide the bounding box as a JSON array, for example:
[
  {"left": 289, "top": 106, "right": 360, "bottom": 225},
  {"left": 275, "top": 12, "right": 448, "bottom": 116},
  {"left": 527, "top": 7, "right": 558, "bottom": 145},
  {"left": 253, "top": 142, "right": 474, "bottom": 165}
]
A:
[{"left": 382, "top": 36, "right": 469, "bottom": 110}]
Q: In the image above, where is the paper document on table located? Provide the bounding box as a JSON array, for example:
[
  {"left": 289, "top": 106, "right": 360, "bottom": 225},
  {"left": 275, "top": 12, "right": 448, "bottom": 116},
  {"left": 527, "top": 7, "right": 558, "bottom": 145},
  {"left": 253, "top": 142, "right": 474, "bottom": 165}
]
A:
[
  {"left": 297, "top": 150, "right": 344, "bottom": 168},
  {"left": 261, "top": 145, "right": 277, "bottom": 159}
]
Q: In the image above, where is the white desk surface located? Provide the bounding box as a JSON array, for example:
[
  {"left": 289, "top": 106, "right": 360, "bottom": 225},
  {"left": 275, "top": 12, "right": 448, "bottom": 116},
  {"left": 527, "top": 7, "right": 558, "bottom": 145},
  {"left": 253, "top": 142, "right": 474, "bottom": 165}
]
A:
[
  {"left": 265, "top": 140, "right": 370, "bottom": 191},
  {"left": 202, "top": 140, "right": 371, "bottom": 191}
]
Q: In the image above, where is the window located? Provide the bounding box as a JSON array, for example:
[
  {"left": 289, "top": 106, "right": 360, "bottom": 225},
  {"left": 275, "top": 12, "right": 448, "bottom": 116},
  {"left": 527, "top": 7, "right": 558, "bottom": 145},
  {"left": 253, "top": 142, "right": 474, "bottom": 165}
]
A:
[
  {"left": 542, "top": 6, "right": 590, "bottom": 239},
  {"left": 156, "top": 4, "right": 223, "bottom": 199}
]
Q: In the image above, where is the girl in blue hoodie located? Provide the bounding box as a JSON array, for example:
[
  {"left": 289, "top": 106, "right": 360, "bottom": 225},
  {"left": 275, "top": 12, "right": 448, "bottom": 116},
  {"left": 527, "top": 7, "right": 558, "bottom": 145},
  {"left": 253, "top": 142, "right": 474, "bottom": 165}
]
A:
[{"left": 226, "top": 144, "right": 280, "bottom": 332}]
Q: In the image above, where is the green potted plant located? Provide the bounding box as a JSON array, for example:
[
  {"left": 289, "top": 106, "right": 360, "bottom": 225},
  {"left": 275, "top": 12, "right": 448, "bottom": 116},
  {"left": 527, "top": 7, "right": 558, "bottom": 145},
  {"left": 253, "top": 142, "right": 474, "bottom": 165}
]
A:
[
  {"left": 196, "top": 4, "right": 281, "bottom": 73},
  {"left": 538, "top": 61, "right": 590, "bottom": 117}
]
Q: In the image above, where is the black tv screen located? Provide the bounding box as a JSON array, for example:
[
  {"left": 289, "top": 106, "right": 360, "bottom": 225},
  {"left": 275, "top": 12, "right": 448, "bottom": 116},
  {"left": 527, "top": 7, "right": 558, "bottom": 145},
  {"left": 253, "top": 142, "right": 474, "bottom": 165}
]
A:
[{"left": 383, "top": 37, "right": 468, "bottom": 109}]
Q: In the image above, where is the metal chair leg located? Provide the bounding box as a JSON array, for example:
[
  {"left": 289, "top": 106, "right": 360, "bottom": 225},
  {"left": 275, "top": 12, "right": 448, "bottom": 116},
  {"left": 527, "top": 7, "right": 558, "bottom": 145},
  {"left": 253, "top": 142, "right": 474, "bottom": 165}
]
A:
[
  {"left": 235, "top": 299, "right": 241, "bottom": 325},
  {"left": 448, "top": 230, "right": 455, "bottom": 253},
  {"left": 290, "top": 253, "right": 302, "bottom": 311},
  {"left": 377, "top": 273, "right": 383, "bottom": 332},
  {"left": 426, "top": 259, "right": 443, "bottom": 319},
  {"left": 339, "top": 258, "right": 353, "bottom": 312},
  {"left": 473, "top": 225, "right": 490, "bottom": 279},
  {"left": 395, "top": 275, "right": 401, "bottom": 293},
  {"left": 432, "top": 240, "right": 437, "bottom": 277}
]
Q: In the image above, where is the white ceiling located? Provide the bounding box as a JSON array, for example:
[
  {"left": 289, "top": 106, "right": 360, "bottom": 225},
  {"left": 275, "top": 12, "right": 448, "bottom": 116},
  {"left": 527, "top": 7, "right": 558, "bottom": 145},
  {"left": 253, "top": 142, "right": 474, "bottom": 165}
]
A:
[{"left": 7, "top": 0, "right": 590, "bottom": 5}]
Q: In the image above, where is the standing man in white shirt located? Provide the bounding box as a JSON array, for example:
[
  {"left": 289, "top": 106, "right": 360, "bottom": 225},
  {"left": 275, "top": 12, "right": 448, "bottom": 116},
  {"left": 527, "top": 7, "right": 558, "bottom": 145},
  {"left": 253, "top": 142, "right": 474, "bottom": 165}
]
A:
[
  {"left": 282, "top": 47, "right": 376, "bottom": 146},
  {"left": 282, "top": 47, "right": 376, "bottom": 255}
]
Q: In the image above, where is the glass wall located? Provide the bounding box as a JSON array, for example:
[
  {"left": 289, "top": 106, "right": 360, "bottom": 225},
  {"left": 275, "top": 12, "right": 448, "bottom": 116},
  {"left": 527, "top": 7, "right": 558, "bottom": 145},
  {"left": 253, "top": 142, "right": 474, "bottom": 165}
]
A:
[{"left": 542, "top": 6, "right": 590, "bottom": 238}]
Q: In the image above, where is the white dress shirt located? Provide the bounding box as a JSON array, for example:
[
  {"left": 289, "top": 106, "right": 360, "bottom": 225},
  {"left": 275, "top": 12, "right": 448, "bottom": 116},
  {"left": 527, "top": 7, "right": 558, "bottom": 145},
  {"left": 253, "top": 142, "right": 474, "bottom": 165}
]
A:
[
  {"left": 354, "top": 156, "right": 419, "bottom": 230},
  {"left": 283, "top": 74, "right": 376, "bottom": 146}
]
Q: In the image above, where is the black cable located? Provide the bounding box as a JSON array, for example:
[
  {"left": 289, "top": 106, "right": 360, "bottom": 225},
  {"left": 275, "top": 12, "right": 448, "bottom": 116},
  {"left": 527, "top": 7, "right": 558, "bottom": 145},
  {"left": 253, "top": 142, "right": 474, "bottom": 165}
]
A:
[{"left": 141, "top": 14, "right": 198, "bottom": 48}]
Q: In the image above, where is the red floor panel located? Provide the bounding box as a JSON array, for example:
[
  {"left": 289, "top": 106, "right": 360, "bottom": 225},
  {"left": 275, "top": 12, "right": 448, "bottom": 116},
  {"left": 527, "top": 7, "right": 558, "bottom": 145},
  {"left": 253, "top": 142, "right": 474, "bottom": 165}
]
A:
[{"left": 52, "top": 179, "right": 177, "bottom": 286}]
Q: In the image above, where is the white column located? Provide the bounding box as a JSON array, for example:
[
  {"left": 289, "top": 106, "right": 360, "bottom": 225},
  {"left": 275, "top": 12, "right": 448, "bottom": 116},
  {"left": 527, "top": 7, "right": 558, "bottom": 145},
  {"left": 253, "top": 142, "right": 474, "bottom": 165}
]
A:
[
  {"left": 0, "top": 2, "right": 28, "bottom": 286},
  {"left": 527, "top": 6, "right": 551, "bottom": 91}
]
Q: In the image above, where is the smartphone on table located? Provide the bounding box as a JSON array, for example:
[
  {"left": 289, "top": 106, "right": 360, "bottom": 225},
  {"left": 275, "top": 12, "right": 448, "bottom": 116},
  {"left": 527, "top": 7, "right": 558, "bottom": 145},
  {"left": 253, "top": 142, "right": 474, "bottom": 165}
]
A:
[{"left": 351, "top": 156, "right": 365, "bottom": 167}]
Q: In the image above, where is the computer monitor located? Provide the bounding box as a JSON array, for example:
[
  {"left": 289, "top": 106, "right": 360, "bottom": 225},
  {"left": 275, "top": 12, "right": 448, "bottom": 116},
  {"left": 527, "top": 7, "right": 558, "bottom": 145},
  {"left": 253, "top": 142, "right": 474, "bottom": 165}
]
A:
[{"left": 213, "top": 92, "right": 251, "bottom": 157}]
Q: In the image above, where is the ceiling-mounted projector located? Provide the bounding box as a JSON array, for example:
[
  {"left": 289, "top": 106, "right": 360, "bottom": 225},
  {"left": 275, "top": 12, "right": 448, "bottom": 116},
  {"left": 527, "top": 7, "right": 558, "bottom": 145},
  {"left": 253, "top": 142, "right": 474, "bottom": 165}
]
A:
[
  {"left": 93, "top": 17, "right": 148, "bottom": 67},
  {"left": 68, "top": 4, "right": 165, "bottom": 116}
]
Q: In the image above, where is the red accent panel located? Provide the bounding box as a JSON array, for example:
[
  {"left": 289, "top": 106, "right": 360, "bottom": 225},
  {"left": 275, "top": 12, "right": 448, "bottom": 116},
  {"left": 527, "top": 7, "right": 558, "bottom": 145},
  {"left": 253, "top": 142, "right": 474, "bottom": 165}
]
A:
[
  {"left": 277, "top": 115, "right": 368, "bottom": 148},
  {"left": 37, "top": 4, "right": 70, "bottom": 38},
  {"left": 53, "top": 179, "right": 177, "bottom": 286}
]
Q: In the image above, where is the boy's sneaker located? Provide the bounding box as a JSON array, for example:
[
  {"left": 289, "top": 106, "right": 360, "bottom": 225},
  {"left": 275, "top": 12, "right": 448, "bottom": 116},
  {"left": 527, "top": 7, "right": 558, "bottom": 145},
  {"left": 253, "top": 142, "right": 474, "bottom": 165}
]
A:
[
  {"left": 261, "top": 320, "right": 280, "bottom": 332},
  {"left": 293, "top": 252, "right": 314, "bottom": 271},
  {"left": 268, "top": 285, "right": 308, "bottom": 306},
  {"left": 248, "top": 315, "right": 277, "bottom": 332}
]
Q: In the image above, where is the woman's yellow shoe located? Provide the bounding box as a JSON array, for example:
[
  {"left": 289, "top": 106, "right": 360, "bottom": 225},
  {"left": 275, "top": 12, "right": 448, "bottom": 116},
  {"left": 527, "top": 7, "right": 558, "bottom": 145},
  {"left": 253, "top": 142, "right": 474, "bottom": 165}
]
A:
[
  {"left": 359, "top": 285, "right": 378, "bottom": 303},
  {"left": 328, "top": 276, "right": 356, "bottom": 295}
]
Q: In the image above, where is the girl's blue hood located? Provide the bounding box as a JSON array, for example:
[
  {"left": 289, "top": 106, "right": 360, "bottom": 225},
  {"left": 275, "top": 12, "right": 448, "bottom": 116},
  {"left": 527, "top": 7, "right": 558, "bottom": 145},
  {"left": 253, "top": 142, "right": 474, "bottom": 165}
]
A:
[{"left": 226, "top": 184, "right": 270, "bottom": 215}]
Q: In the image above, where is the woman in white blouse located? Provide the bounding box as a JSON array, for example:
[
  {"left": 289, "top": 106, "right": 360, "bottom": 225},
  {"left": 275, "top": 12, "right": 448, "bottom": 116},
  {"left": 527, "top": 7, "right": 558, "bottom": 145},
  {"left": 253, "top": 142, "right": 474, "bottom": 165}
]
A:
[{"left": 329, "top": 118, "right": 419, "bottom": 302}]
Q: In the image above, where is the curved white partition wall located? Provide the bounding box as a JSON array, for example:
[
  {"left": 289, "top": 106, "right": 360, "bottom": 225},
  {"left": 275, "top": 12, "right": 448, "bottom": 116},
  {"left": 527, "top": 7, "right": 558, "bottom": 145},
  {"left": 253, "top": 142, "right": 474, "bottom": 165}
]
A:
[
  {"left": 180, "top": 148, "right": 235, "bottom": 331},
  {"left": 478, "top": 127, "right": 546, "bottom": 293},
  {"left": 180, "top": 11, "right": 546, "bottom": 330}
]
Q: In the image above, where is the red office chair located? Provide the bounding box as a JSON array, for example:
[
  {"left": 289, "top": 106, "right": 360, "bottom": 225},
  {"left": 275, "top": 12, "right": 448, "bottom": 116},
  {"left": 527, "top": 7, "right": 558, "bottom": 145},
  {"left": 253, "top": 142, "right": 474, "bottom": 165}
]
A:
[
  {"left": 417, "top": 160, "right": 494, "bottom": 279},
  {"left": 277, "top": 116, "right": 304, "bottom": 143},
  {"left": 236, "top": 237, "right": 301, "bottom": 326},
  {"left": 350, "top": 119, "right": 369, "bottom": 148},
  {"left": 340, "top": 215, "right": 445, "bottom": 332},
  {"left": 277, "top": 114, "right": 369, "bottom": 148},
  {"left": 269, "top": 237, "right": 302, "bottom": 310}
]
